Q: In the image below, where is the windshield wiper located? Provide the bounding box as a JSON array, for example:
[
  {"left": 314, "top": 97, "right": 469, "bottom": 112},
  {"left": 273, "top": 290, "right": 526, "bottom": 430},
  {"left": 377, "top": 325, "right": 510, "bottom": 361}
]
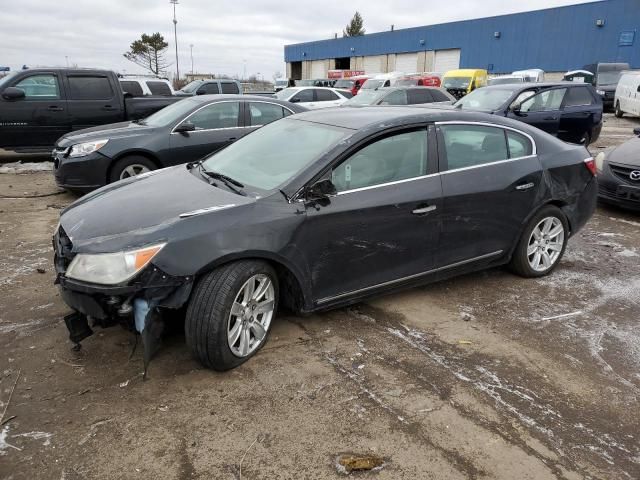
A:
[{"left": 201, "top": 169, "right": 246, "bottom": 196}]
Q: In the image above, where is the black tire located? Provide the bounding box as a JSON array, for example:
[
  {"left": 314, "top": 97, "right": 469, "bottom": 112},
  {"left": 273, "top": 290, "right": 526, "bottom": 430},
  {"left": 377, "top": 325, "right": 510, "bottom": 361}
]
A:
[
  {"left": 108, "top": 155, "right": 156, "bottom": 184},
  {"left": 615, "top": 102, "right": 624, "bottom": 118},
  {"left": 509, "top": 205, "right": 569, "bottom": 278},
  {"left": 582, "top": 131, "right": 592, "bottom": 146},
  {"left": 185, "top": 260, "right": 278, "bottom": 371}
]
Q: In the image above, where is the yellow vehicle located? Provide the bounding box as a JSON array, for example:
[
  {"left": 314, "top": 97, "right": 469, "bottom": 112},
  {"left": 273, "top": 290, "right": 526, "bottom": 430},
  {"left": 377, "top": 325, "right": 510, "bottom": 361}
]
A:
[{"left": 442, "top": 69, "right": 488, "bottom": 99}]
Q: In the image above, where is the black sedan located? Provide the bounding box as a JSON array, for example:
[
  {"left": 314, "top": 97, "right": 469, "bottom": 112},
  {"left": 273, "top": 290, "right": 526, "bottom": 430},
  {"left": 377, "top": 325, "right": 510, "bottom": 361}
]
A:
[
  {"left": 454, "top": 82, "right": 603, "bottom": 145},
  {"left": 596, "top": 128, "right": 640, "bottom": 210},
  {"left": 53, "top": 95, "right": 306, "bottom": 193},
  {"left": 53, "top": 107, "right": 597, "bottom": 374},
  {"left": 343, "top": 86, "right": 455, "bottom": 106}
]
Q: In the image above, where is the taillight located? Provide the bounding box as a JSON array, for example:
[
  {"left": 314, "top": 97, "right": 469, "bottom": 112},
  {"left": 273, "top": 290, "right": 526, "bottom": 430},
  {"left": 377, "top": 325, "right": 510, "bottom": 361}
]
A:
[{"left": 583, "top": 157, "right": 597, "bottom": 176}]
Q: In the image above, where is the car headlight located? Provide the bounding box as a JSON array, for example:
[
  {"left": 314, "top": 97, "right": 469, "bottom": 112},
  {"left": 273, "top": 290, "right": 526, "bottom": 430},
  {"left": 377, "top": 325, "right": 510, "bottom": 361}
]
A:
[
  {"left": 595, "top": 151, "right": 606, "bottom": 172},
  {"left": 596, "top": 90, "right": 606, "bottom": 96},
  {"left": 68, "top": 139, "right": 109, "bottom": 158},
  {"left": 66, "top": 243, "right": 165, "bottom": 285}
]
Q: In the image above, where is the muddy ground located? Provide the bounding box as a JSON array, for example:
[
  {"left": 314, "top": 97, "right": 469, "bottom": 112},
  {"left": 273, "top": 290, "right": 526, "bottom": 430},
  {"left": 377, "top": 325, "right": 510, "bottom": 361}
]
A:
[{"left": 1, "top": 114, "right": 639, "bottom": 479}]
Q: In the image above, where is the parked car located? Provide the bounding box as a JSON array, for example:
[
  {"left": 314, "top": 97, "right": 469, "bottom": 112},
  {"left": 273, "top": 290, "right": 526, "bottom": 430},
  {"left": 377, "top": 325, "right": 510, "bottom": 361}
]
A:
[
  {"left": 53, "top": 106, "right": 597, "bottom": 373},
  {"left": 274, "top": 87, "right": 350, "bottom": 109},
  {"left": 512, "top": 69, "right": 545, "bottom": 82},
  {"left": 343, "top": 86, "right": 455, "bottom": 106},
  {"left": 53, "top": 95, "right": 306, "bottom": 193},
  {"left": 442, "top": 69, "right": 488, "bottom": 99},
  {"left": 119, "top": 76, "right": 174, "bottom": 97},
  {"left": 274, "top": 78, "right": 294, "bottom": 92},
  {"left": 175, "top": 79, "right": 243, "bottom": 96},
  {"left": 614, "top": 71, "right": 640, "bottom": 118},
  {"left": 332, "top": 75, "right": 370, "bottom": 96},
  {"left": 488, "top": 76, "right": 526, "bottom": 86},
  {"left": 0, "top": 68, "right": 181, "bottom": 152},
  {"left": 595, "top": 128, "right": 640, "bottom": 211},
  {"left": 395, "top": 73, "right": 442, "bottom": 87},
  {"left": 455, "top": 82, "right": 603, "bottom": 145},
  {"left": 584, "top": 63, "right": 630, "bottom": 109},
  {"left": 360, "top": 72, "right": 406, "bottom": 92}
]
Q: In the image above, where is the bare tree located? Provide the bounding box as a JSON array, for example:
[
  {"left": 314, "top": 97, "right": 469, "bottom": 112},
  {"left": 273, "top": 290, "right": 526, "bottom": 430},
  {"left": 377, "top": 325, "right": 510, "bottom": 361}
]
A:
[{"left": 123, "top": 33, "right": 171, "bottom": 75}]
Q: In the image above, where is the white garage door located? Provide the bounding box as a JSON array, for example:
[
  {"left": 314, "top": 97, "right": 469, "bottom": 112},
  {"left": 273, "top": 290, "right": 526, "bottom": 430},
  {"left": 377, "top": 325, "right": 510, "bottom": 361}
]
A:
[
  {"left": 363, "top": 56, "right": 384, "bottom": 75},
  {"left": 434, "top": 49, "right": 461, "bottom": 73},
  {"left": 310, "top": 60, "right": 326, "bottom": 79},
  {"left": 395, "top": 53, "right": 418, "bottom": 74}
]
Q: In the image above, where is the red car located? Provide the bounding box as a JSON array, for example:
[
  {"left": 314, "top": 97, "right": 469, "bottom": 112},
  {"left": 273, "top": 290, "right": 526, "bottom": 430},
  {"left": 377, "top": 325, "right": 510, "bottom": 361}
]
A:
[
  {"left": 333, "top": 75, "right": 371, "bottom": 96},
  {"left": 396, "top": 73, "right": 442, "bottom": 88}
]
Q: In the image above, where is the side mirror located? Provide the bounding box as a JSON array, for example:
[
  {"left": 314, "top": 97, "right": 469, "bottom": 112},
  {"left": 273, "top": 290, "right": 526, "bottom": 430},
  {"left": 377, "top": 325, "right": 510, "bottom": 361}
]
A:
[
  {"left": 175, "top": 121, "right": 196, "bottom": 134},
  {"left": 634, "top": 127, "right": 640, "bottom": 137},
  {"left": 510, "top": 103, "right": 522, "bottom": 115},
  {"left": 2, "top": 87, "right": 25, "bottom": 100},
  {"left": 306, "top": 178, "right": 337, "bottom": 200}
]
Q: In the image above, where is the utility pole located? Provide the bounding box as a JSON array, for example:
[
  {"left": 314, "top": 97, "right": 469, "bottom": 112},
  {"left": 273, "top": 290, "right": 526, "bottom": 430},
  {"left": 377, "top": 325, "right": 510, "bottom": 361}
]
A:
[
  {"left": 243, "top": 59, "right": 247, "bottom": 81},
  {"left": 170, "top": 0, "right": 180, "bottom": 82},
  {"left": 190, "top": 44, "right": 194, "bottom": 74}
]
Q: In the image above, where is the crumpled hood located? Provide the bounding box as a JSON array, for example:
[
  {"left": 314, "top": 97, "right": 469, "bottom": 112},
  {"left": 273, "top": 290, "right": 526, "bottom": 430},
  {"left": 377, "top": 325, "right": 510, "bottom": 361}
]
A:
[
  {"left": 607, "top": 136, "right": 640, "bottom": 167},
  {"left": 56, "top": 122, "right": 157, "bottom": 148},
  {"left": 60, "top": 165, "right": 254, "bottom": 249}
]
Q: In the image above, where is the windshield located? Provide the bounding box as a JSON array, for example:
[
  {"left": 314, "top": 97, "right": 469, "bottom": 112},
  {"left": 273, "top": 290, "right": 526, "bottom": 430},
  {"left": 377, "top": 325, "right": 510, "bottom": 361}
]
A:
[
  {"left": 141, "top": 98, "right": 199, "bottom": 127},
  {"left": 443, "top": 77, "right": 471, "bottom": 89},
  {"left": 201, "top": 118, "right": 348, "bottom": 191},
  {"left": 362, "top": 79, "right": 385, "bottom": 90},
  {"left": 488, "top": 77, "right": 524, "bottom": 86},
  {"left": 344, "top": 89, "right": 383, "bottom": 106},
  {"left": 333, "top": 79, "right": 354, "bottom": 89},
  {"left": 0, "top": 71, "right": 18, "bottom": 90},
  {"left": 455, "top": 88, "right": 515, "bottom": 110},
  {"left": 597, "top": 71, "right": 623, "bottom": 86},
  {"left": 180, "top": 80, "right": 203, "bottom": 93}
]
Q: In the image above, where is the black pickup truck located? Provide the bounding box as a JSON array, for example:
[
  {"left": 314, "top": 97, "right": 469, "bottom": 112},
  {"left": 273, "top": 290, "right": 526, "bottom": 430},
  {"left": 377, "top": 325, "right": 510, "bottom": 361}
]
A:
[{"left": 0, "top": 68, "right": 182, "bottom": 153}]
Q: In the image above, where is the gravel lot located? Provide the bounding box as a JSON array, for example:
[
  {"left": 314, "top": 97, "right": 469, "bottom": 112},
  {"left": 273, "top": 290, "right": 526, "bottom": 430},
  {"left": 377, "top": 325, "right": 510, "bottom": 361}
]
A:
[{"left": 1, "top": 114, "right": 639, "bottom": 479}]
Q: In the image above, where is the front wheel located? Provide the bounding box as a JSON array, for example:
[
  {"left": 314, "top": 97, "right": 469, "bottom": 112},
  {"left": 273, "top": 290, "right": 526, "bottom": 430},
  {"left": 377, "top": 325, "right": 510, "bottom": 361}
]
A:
[
  {"left": 109, "top": 155, "right": 156, "bottom": 183},
  {"left": 185, "top": 261, "right": 278, "bottom": 371},
  {"left": 509, "top": 206, "right": 569, "bottom": 278}
]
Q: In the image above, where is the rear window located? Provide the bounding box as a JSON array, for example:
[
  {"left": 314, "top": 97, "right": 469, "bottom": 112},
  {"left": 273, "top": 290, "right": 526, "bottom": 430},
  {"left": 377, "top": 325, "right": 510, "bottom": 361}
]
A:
[
  {"left": 202, "top": 83, "right": 220, "bottom": 94},
  {"left": 221, "top": 82, "right": 239, "bottom": 94},
  {"left": 407, "top": 88, "right": 433, "bottom": 104},
  {"left": 68, "top": 76, "right": 114, "bottom": 100},
  {"left": 563, "top": 87, "right": 594, "bottom": 107},
  {"left": 146, "top": 81, "right": 172, "bottom": 95},
  {"left": 120, "top": 80, "right": 144, "bottom": 97},
  {"left": 430, "top": 89, "right": 452, "bottom": 102},
  {"left": 316, "top": 89, "right": 339, "bottom": 101}
]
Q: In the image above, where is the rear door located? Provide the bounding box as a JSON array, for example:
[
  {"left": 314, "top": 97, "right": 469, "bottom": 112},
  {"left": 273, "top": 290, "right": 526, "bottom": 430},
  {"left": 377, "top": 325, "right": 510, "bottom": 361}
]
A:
[
  {"left": 64, "top": 73, "right": 123, "bottom": 130},
  {"left": 314, "top": 89, "right": 344, "bottom": 107},
  {"left": 169, "top": 100, "right": 244, "bottom": 163},
  {"left": 508, "top": 88, "right": 566, "bottom": 137},
  {"left": 290, "top": 88, "right": 316, "bottom": 108},
  {"left": 301, "top": 127, "right": 442, "bottom": 303},
  {"left": 558, "top": 86, "right": 599, "bottom": 144},
  {"left": 0, "top": 71, "right": 68, "bottom": 148},
  {"left": 436, "top": 122, "right": 542, "bottom": 267}
]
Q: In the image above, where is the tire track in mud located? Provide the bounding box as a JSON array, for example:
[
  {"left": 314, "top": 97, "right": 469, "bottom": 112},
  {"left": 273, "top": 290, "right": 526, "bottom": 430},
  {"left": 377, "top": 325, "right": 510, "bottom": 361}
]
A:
[{"left": 291, "top": 303, "right": 640, "bottom": 480}]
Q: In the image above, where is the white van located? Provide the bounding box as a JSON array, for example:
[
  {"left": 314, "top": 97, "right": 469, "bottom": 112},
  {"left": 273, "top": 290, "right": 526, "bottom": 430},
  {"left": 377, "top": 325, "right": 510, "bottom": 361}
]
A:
[
  {"left": 360, "top": 72, "right": 406, "bottom": 91},
  {"left": 614, "top": 71, "right": 640, "bottom": 117},
  {"left": 512, "top": 69, "right": 545, "bottom": 82}
]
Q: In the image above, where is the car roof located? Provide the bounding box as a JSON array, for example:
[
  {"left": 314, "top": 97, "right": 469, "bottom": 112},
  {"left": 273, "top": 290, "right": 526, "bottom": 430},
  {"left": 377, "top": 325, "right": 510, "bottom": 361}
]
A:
[
  {"left": 481, "top": 81, "right": 590, "bottom": 91},
  {"left": 187, "top": 94, "right": 290, "bottom": 104},
  {"left": 291, "top": 105, "right": 531, "bottom": 131}
]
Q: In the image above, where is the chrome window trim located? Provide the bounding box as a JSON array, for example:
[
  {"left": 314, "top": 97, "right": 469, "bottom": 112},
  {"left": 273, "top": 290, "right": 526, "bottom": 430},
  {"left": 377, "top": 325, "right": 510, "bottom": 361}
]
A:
[
  {"left": 336, "top": 173, "right": 440, "bottom": 196},
  {"left": 316, "top": 250, "right": 504, "bottom": 305},
  {"left": 170, "top": 100, "right": 242, "bottom": 134},
  {"left": 435, "top": 121, "right": 537, "bottom": 156},
  {"left": 247, "top": 101, "right": 295, "bottom": 127},
  {"left": 440, "top": 155, "right": 537, "bottom": 175}
]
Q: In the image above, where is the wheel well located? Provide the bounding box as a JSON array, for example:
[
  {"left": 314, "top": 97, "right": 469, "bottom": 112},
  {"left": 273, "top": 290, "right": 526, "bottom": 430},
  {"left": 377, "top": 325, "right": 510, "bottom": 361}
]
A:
[
  {"left": 195, "top": 257, "right": 308, "bottom": 315},
  {"left": 106, "top": 151, "right": 161, "bottom": 183}
]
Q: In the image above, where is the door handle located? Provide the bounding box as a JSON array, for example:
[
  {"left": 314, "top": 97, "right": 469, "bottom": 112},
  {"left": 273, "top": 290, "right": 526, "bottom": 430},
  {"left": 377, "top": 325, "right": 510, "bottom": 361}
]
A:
[
  {"left": 543, "top": 116, "right": 558, "bottom": 120},
  {"left": 102, "top": 105, "right": 117, "bottom": 111},
  {"left": 412, "top": 205, "right": 437, "bottom": 215},
  {"left": 47, "top": 106, "right": 64, "bottom": 112},
  {"left": 228, "top": 137, "right": 237, "bottom": 141},
  {"left": 515, "top": 182, "right": 535, "bottom": 191}
]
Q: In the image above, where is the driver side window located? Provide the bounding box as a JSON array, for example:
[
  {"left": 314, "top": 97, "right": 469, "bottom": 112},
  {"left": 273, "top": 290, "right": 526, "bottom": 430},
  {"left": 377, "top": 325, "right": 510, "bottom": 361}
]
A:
[
  {"left": 14, "top": 74, "right": 60, "bottom": 99},
  {"left": 331, "top": 130, "right": 428, "bottom": 193},
  {"left": 520, "top": 88, "right": 566, "bottom": 113}
]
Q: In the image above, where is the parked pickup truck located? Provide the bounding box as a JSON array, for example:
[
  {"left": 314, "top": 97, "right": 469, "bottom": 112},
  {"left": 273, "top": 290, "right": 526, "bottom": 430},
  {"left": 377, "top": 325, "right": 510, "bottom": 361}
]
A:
[{"left": 0, "top": 68, "right": 182, "bottom": 153}]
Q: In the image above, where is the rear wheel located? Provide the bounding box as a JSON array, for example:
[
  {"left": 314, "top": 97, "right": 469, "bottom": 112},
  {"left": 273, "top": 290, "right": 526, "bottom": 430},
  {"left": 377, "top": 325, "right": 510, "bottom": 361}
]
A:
[
  {"left": 509, "top": 206, "right": 568, "bottom": 278},
  {"left": 615, "top": 101, "right": 624, "bottom": 118},
  {"left": 581, "top": 131, "right": 592, "bottom": 146},
  {"left": 108, "top": 155, "right": 156, "bottom": 183},
  {"left": 185, "top": 261, "right": 278, "bottom": 371}
]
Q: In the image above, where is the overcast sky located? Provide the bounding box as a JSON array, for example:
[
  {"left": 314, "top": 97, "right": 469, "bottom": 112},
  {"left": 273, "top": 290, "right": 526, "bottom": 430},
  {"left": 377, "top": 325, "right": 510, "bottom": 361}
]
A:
[{"left": 1, "top": 0, "right": 591, "bottom": 79}]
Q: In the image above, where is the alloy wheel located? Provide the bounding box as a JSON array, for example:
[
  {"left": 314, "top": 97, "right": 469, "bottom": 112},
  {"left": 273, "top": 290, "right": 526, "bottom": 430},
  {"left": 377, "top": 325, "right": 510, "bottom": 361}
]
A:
[
  {"left": 527, "top": 216, "right": 565, "bottom": 272},
  {"left": 119, "top": 164, "right": 151, "bottom": 179},
  {"left": 227, "top": 274, "right": 275, "bottom": 357}
]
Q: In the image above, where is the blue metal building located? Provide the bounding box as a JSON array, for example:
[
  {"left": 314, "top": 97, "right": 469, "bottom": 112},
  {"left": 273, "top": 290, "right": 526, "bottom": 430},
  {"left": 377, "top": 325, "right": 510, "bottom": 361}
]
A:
[{"left": 284, "top": 0, "right": 640, "bottom": 78}]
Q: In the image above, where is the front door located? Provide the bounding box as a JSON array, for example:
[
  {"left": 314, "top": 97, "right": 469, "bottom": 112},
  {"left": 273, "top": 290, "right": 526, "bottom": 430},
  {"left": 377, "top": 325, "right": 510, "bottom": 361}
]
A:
[
  {"left": 508, "top": 87, "right": 566, "bottom": 137},
  {"left": 0, "top": 72, "right": 68, "bottom": 148},
  {"left": 436, "top": 122, "right": 543, "bottom": 267},
  {"left": 301, "top": 127, "right": 442, "bottom": 304},
  {"left": 169, "top": 101, "right": 245, "bottom": 163}
]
